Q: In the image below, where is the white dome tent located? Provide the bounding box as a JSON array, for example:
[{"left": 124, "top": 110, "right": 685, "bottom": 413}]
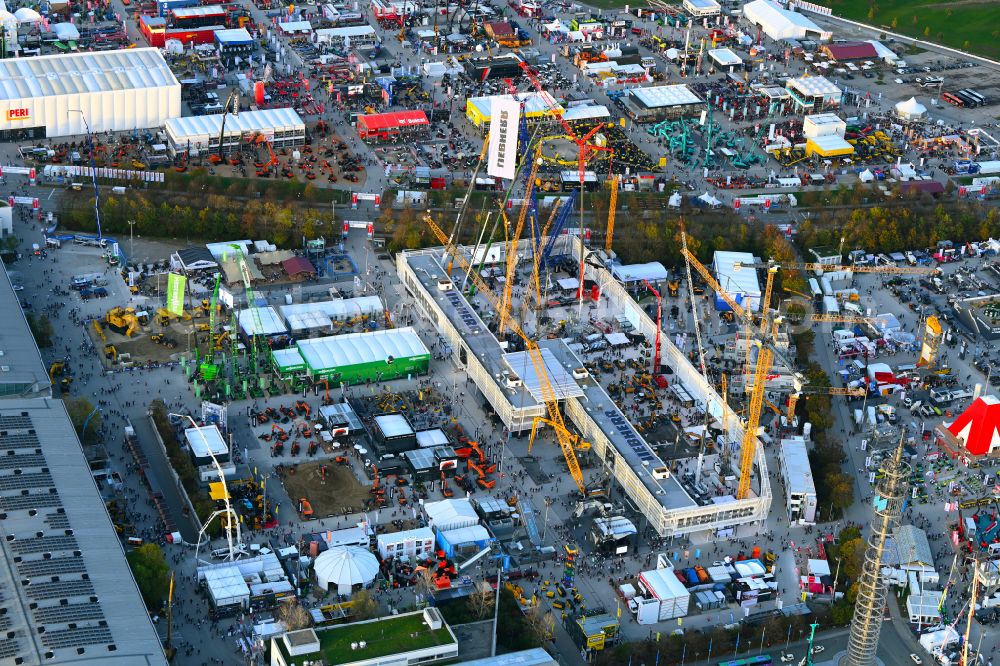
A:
[
  {"left": 13, "top": 7, "right": 41, "bottom": 22},
  {"left": 895, "top": 97, "right": 927, "bottom": 121},
  {"left": 314, "top": 546, "right": 379, "bottom": 595},
  {"left": 0, "top": 10, "right": 16, "bottom": 52}
]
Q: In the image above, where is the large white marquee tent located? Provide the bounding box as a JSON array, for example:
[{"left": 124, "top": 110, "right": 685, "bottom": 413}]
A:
[{"left": 0, "top": 48, "right": 181, "bottom": 139}]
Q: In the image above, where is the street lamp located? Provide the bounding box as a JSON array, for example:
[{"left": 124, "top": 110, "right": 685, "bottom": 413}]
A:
[
  {"left": 169, "top": 412, "right": 242, "bottom": 562},
  {"left": 127, "top": 219, "right": 137, "bottom": 262},
  {"left": 67, "top": 109, "right": 102, "bottom": 240}
]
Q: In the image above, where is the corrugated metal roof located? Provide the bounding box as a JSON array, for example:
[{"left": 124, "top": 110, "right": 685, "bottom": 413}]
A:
[
  {"left": 0, "top": 47, "right": 179, "bottom": 101},
  {"left": 297, "top": 327, "right": 430, "bottom": 372},
  {"left": 164, "top": 107, "right": 305, "bottom": 142}
]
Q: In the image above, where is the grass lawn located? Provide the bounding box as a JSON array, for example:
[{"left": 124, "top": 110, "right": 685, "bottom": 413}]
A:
[
  {"left": 821, "top": 0, "right": 1000, "bottom": 60},
  {"left": 284, "top": 614, "right": 455, "bottom": 666}
]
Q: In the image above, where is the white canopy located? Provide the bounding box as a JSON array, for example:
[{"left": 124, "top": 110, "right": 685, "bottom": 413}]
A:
[
  {"left": 13, "top": 7, "right": 40, "bottom": 22},
  {"left": 895, "top": 97, "right": 927, "bottom": 119},
  {"left": 698, "top": 192, "right": 722, "bottom": 207},
  {"left": 52, "top": 22, "right": 80, "bottom": 40},
  {"left": 668, "top": 192, "right": 683, "bottom": 208},
  {"left": 858, "top": 169, "right": 875, "bottom": 183},
  {"left": 314, "top": 546, "right": 379, "bottom": 595}
]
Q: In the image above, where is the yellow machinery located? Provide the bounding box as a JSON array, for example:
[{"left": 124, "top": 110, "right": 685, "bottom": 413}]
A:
[
  {"left": 105, "top": 307, "right": 141, "bottom": 337},
  {"left": 604, "top": 176, "right": 619, "bottom": 255},
  {"left": 151, "top": 333, "right": 178, "bottom": 349},
  {"left": 49, "top": 361, "right": 65, "bottom": 383},
  {"left": 918, "top": 315, "right": 942, "bottom": 368},
  {"left": 92, "top": 319, "right": 106, "bottom": 342},
  {"left": 156, "top": 307, "right": 192, "bottom": 326},
  {"left": 424, "top": 212, "right": 597, "bottom": 497},
  {"left": 104, "top": 345, "right": 118, "bottom": 362}
]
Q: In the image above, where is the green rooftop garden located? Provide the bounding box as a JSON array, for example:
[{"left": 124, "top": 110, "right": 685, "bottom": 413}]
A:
[{"left": 281, "top": 613, "right": 455, "bottom": 666}]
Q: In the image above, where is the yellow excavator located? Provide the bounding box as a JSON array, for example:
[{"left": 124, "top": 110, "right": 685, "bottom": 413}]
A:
[{"left": 105, "top": 307, "right": 141, "bottom": 337}]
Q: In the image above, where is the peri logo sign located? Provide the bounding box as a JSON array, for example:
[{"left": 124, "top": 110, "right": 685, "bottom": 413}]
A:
[{"left": 6, "top": 108, "right": 29, "bottom": 121}]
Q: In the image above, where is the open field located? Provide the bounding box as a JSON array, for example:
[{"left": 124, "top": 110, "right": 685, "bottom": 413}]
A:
[
  {"left": 277, "top": 460, "right": 371, "bottom": 518},
  {"left": 822, "top": 0, "right": 1000, "bottom": 60}
]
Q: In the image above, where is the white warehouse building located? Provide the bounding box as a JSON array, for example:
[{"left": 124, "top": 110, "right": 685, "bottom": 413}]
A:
[
  {"left": 742, "top": 0, "right": 831, "bottom": 42},
  {"left": 0, "top": 48, "right": 181, "bottom": 141}
]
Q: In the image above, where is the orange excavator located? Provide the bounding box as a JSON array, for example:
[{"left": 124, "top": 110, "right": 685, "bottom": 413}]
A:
[
  {"left": 316, "top": 379, "right": 332, "bottom": 405},
  {"left": 250, "top": 133, "right": 278, "bottom": 176},
  {"left": 441, "top": 471, "right": 454, "bottom": 498},
  {"left": 295, "top": 400, "right": 311, "bottom": 417}
]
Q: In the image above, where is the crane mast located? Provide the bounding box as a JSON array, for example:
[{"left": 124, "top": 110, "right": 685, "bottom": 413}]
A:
[{"left": 424, "top": 213, "right": 591, "bottom": 496}]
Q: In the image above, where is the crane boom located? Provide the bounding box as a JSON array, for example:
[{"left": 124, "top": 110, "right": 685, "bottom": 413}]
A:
[
  {"left": 737, "top": 345, "right": 771, "bottom": 500},
  {"left": 679, "top": 229, "right": 707, "bottom": 375},
  {"left": 423, "top": 213, "right": 589, "bottom": 495},
  {"left": 499, "top": 156, "right": 540, "bottom": 335},
  {"left": 604, "top": 176, "right": 619, "bottom": 255}
]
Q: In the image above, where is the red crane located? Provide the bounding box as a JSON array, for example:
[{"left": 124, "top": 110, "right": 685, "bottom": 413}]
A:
[
  {"left": 517, "top": 60, "right": 615, "bottom": 302},
  {"left": 642, "top": 279, "right": 662, "bottom": 374}
]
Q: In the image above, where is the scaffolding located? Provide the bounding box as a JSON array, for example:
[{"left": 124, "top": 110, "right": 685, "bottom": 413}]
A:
[{"left": 844, "top": 436, "right": 909, "bottom": 666}]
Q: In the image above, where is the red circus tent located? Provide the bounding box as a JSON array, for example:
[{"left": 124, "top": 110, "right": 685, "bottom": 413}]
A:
[
  {"left": 945, "top": 395, "right": 1000, "bottom": 457},
  {"left": 358, "top": 110, "right": 430, "bottom": 140}
]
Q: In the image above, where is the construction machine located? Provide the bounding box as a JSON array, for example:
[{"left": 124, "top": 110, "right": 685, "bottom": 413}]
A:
[
  {"left": 105, "top": 307, "right": 141, "bottom": 337},
  {"left": 104, "top": 345, "right": 118, "bottom": 362},
  {"left": 157, "top": 307, "right": 192, "bottom": 326},
  {"left": 150, "top": 333, "right": 178, "bottom": 349},
  {"left": 424, "top": 212, "right": 599, "bottom": 497}
]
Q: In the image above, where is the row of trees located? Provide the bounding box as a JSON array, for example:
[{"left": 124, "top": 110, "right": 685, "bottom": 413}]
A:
[
  {"left": 795, "top": 202, "right": 1000, "bottom": 257},
  {"left": 150, "top": 400, "right": 220, "bottom": 537}
]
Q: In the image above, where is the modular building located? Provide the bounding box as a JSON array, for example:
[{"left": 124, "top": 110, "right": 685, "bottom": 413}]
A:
[
  {"left": 358, "top": 110, "right": 430, "bottom": 142},
  {"left": 712, "top": 250, "right": 761, "bottom": 312},
  {"left": 314, "top": 24, "right": 378, "bottom": 48},
  {"left": 637, "top": 567, "right": 690, "bottom": 621},
  {"left": 683, "top": 0, "right": 721, "bottom": 16},
  {"left": 778, "top": 437, "right": 817, "bottom": 525},
  {"left": 619, "top": 84, "right": 704, "bottom": 122},
  {"left": 465, "top": 92, "right": 564, "bottom": 129},
  {"left": 164, "top": 107, "right": 305, "bottom": 155},
  {"left": 786, "top": 76, "right": 842, "bottom": 110},
  {"left": 0, "top": 48, "right": 181, "bottom": 141},
  {"left": 273, "top": 327, "right": 430, "bottom": 384},
  {"left": 184, "top": 425, "right": 230, "bottom": 465},
  {"left": 376, "top": 527, "right": 436, "bottom": 561},
  {"left": 216, "top": 28, "right": 255, "bottom": 65}
]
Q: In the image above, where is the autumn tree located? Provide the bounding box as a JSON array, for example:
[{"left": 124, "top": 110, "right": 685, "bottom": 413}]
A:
[
  {"left": 467, "top": 580, "right": 495, "bottom": 620},
  {"left": 277, "top": 600, "right": 312, "bottom": 630},
  {"left": 351, "top": 589, "right": 379, "bottom": 620}
]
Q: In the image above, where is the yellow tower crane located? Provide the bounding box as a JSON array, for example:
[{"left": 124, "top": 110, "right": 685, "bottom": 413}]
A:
[
  {"left": 681, "top": 247, "right": 786, "bottom": 500},
  {"left": 424, "top": 212, "right": 597, "bottom": 496},
  {"left": 604, "top": 176, "right": 619, "bottom": 255}
]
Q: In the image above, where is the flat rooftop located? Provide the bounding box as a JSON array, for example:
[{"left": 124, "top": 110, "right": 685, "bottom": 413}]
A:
[
  {"left": 0, "top": 264, "right": 51, "bottom": 398},
  {"left": 0, "top": 47, "right": 178, "bottom": 100},
  {"left": 406, "top": 252, "right": 544, "bottom": 410},
  {"left": 575, "top": 373, "right": 697, "bottom": 510},
  {"left": 0, "top": 399, "right": 166, "bottom": 664},
  {"left": 280, "top": 612, "right": 455, "bottom": 666}
]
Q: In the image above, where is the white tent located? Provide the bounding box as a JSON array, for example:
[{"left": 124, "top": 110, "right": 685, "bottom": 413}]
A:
[
  {"left": 698, "top": 192, "right": 722, "bottom": 207},
  {"left": 314, "top": 546, "right": 379, "bottom": 595},
  {"left": 858, "top": 169, "right": 875, "bottom": 183},
  {"left": 13, "top": 7, "right": 40, "bottom": 22},
  {"left": 895, "top": 97, "right": 927, "bottom": 120},
  {"left": 52, "top": 22, "right": 81, "bottom": 40},
  {"left": 668, "top": 192, "right": 682, "bottom": 208}
]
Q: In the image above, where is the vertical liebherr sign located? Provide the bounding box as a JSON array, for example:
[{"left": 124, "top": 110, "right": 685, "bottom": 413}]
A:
[
  {"left": 487, "top": 97, "right": 520, "bottom": 180},
  {"left": 166, "top": 273, "right": 187, "bottom": 316}
]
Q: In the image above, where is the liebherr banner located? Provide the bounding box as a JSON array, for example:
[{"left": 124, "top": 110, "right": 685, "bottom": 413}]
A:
[{"left": 486, "top": 97, "right": 520, "bottom": 180}]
